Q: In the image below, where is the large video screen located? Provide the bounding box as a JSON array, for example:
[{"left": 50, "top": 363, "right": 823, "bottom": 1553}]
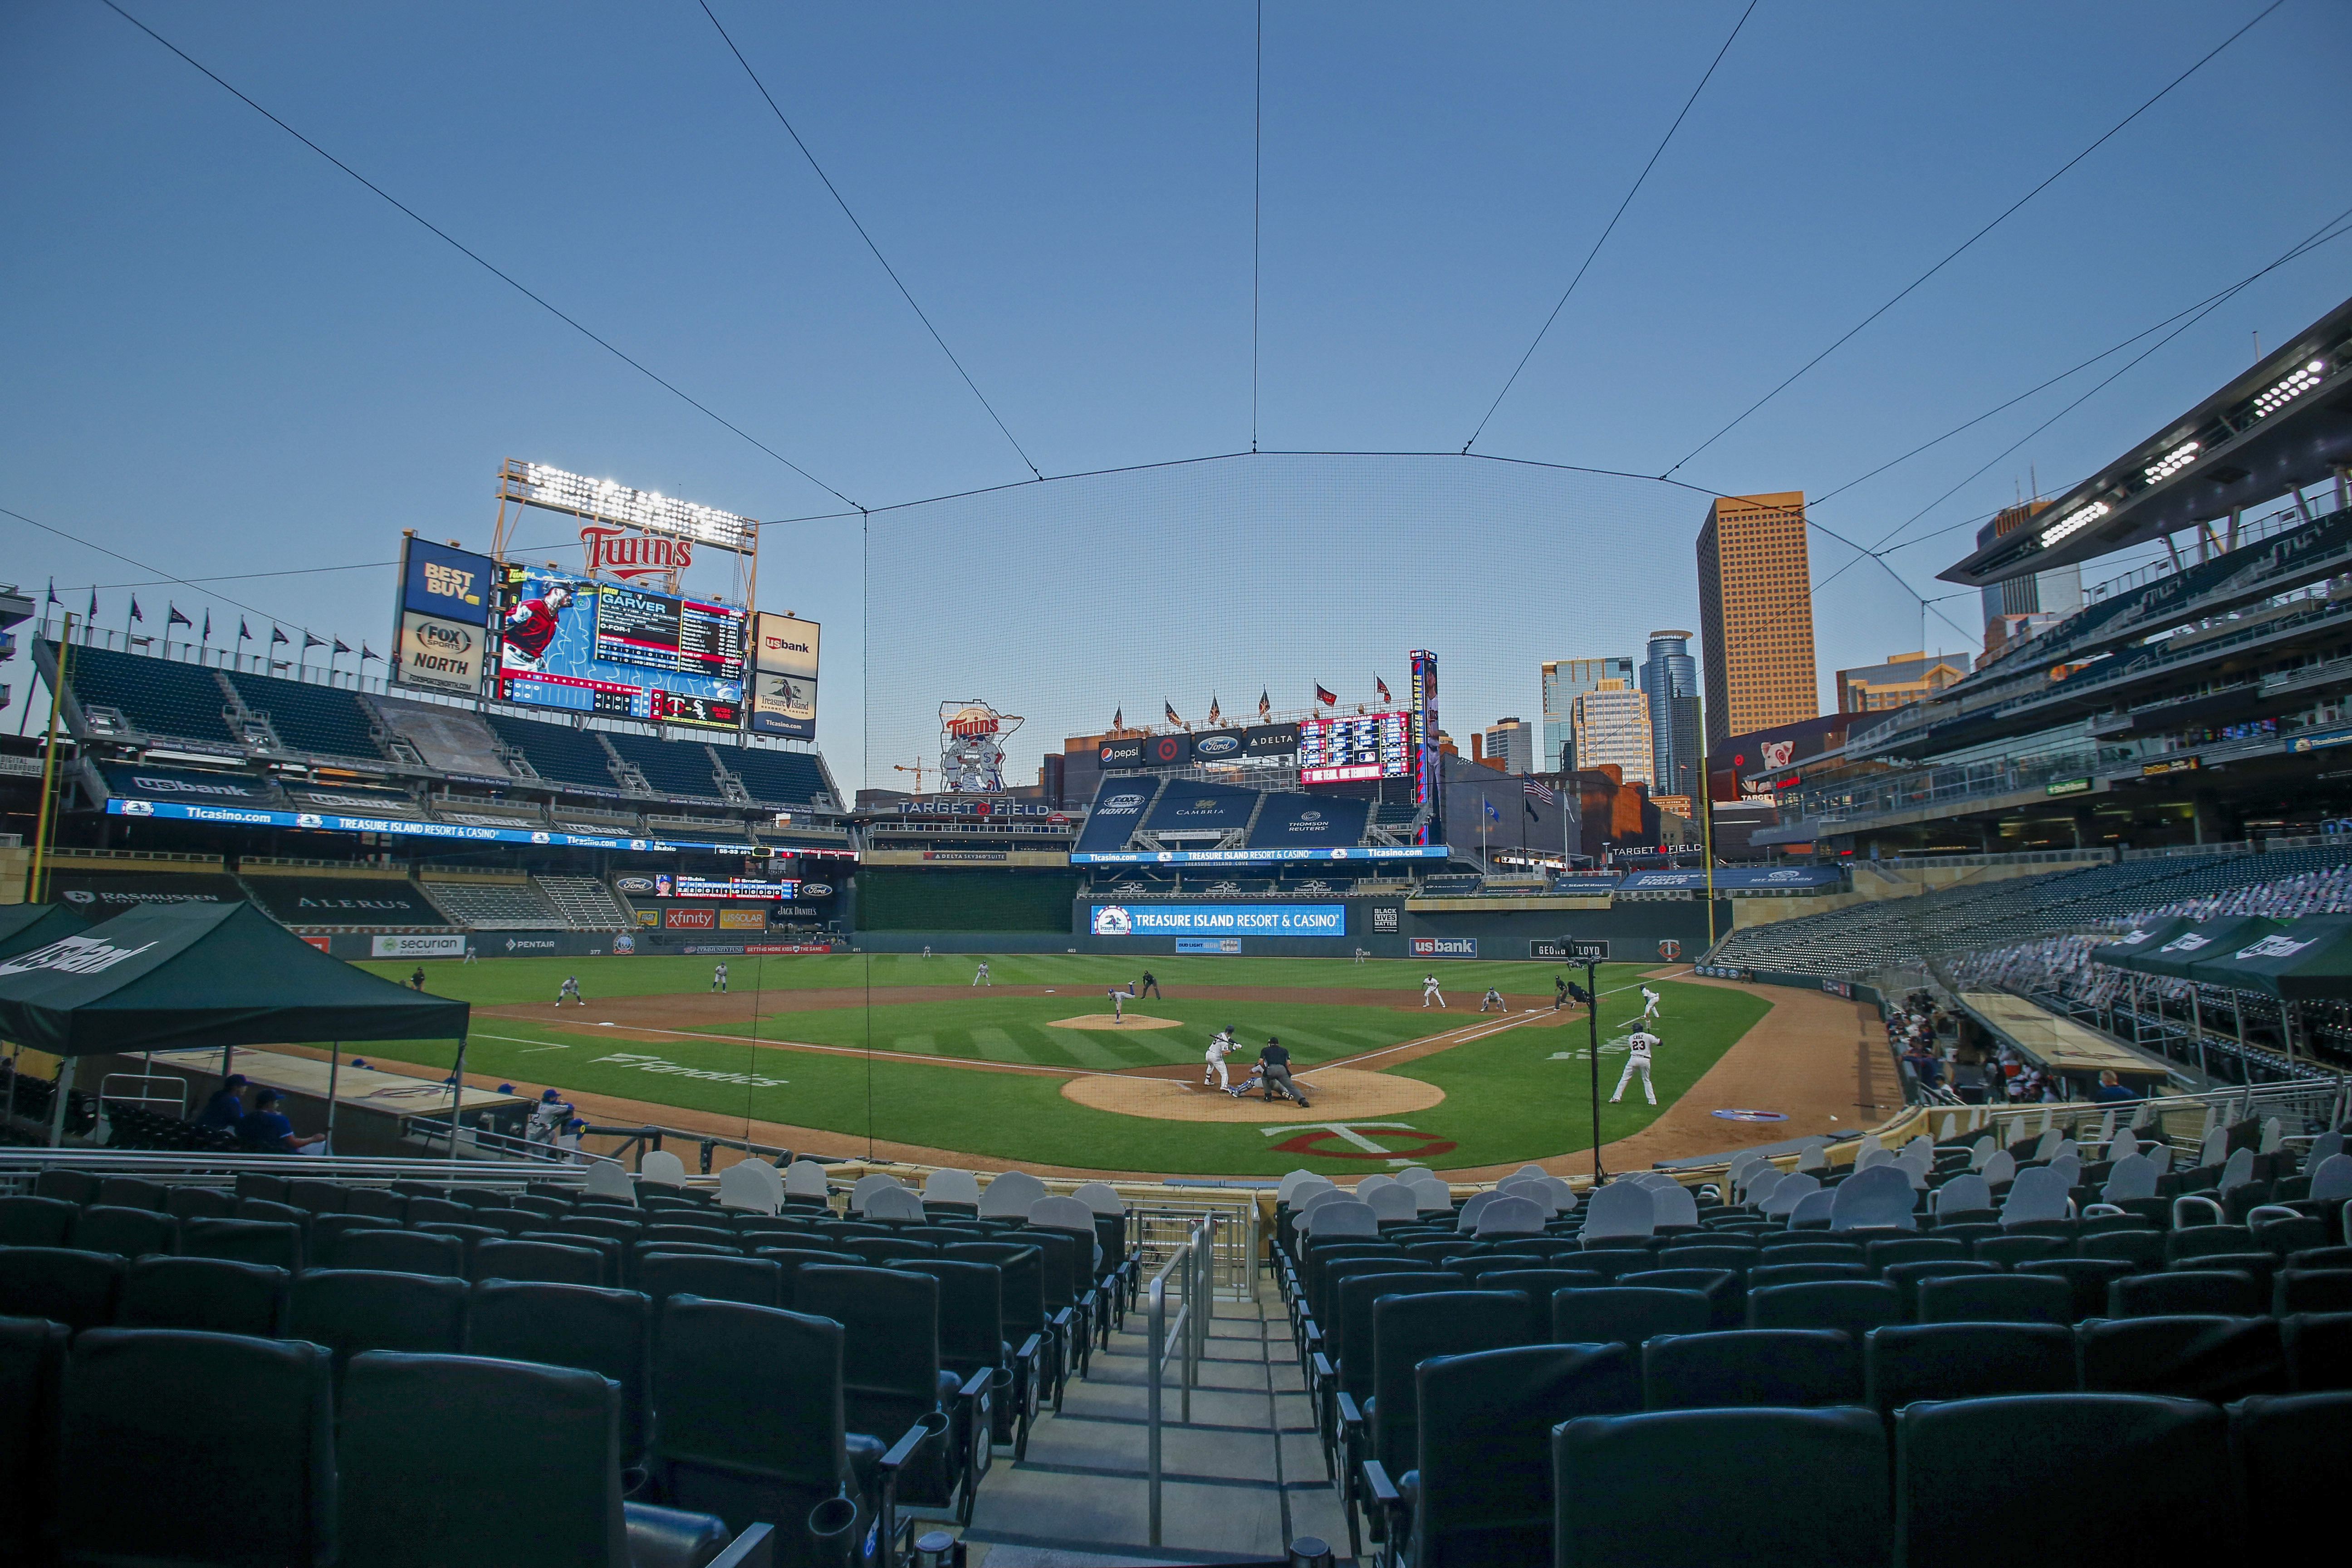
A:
[
  {"left": 1298, "top": 711, "right": 1411, "bottom": 784},
  {"left": 492, "top": 565, "right": 747, "bottom": 730}
]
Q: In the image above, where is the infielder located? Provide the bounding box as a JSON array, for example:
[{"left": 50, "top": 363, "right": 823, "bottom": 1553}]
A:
[
  {"left": 557, "top": 975, "right": 584, "bottom": 1006},
  {"left": 463, "top": 944, "right": 477, "bottom": 965},
  {"left": 1204, "top": 1028, "right": 1239, "bottom": 1092},
  {"left": 1639, "top": 985, "right": 1662, "bottom": 1021},
  {"left": 972, "top": 961, "right": 991, "bottom": 987},
  {"left": 711, "top": 963, "right": 729, "bottom": 994},
  {"left": 1479, "top": 985, "right": 1507, "bottom": 1013},
  {"left": 1612, "top": 1027, "right": 1659, "bottom": 1105},
  {"left": 1422, "top": 973, "right": 1446, "bottom": 1009}
]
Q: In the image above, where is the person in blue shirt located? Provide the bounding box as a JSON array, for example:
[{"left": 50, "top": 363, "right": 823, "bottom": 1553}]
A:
[
  {"left": 197, "top": 1073, "right": 250, "bottom": 1131},
  {"left": 2091, "top": 1070, "right": 2138, "bottom": 1104},
  {"left": 239, "top": 1088, "right": 326, "bottom": 1153}
]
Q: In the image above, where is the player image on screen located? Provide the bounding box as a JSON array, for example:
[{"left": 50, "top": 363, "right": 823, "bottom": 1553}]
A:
[{"left": 493, "top": 567, "right": 746, "bottom": 729}]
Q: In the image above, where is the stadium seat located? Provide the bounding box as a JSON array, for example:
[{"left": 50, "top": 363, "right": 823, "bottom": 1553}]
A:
[
  {"left": 2079, "top": 1315, "right": 2288, "bottom": 1402},
  {"left": 650, "top": 1299, "right": 924, "bottom": 1562},
  {"left": 2078, "top": 1228, "right": 2164, "bottom": 1269},
  {"left": 2109, "top": 1269, "right": 2265, "bottom": 1318},
  {"left": 752, "top": 1246, "right": 867, "bottom": 1308},
  {"left": 1862, "top": 1322, "right": 2076, "bottom": 1413},
  {"left": 891, "top": 1256, "right": 1018, "bottom": 1509},
  {"left": 468, "top": 1280, "right": 653, "bottom": 1464},
  {"left": 117, "top": 1255, "right": 289, "bottom": 1337},
  {"left": 1551, "top": 1286, "right": 1712, "bottom": 1348},
  {"left": 1746, "top": 1279, "right": 1900, "bottom": 1337},
  {"left": 1360, "top": 1289, "right": 1532, "bottom": 1509},
  {"left": 1915, "top": 1272, "right": 2076, "bottom": 1325},
  {"left": 0, "top": 1246, "right": 125, "bottom": 1333},
  {"left": 59, "top": 1328, "right": 335, "bottom": 1568},
  {"left": 1614, "top": 1268, "right": 1741, "bottom": 1330},
  {"left": 65, "top": 1203, "right": 174, "bottom": 1259},
  {"left": 2016, "top": 1257, "right": 2134, "bottom": 1322},
  {"left": 328, "top": 1226, "right": 465, "bottom": 1276},
  {"left": 523, "top": 1230, "right": 624, "bottom": 1284},
  {"left": 1553, "top": 1405, "right": 1889, "bottom": 1568},
  {"left": 1479, "top": 1271, "right": 1605, "bottom": 1334},
  {"left": 1894, "top": 1394, "right": 2232, "bottom": 1567},
  {"left": 165, "top": 1186, "right": 237, "bottom": 1221},
  {"left": 0, "top": 1195, "right": 78, "bottom": 1248},
  {"left": 289, "top": 1269, "right": 468, "bottom": 1377},
  {"left": 794, "top": 1265, "right": 962, "bottom": 1513},
  {"left": 1367, "top": 1344, "right": 1638, "bottom": 1568},
  {"left": 1881, "top": 1259, "right": 1998, "bottom": 1316},
  {"left": 2165, "top": 1222, "right": 2256, "bottom": 1263},
  {"left": 641, "top": 1254, "right": 783, "bottom": 1318},
  {"left": 2283, "top": 1311, "right": 2352, "bottom": 1392},
  {"left": 181, "top": 1216, "right": 304, "bottom": 1272},
  {"left": 1866, "top": 1237, "right": 1966, "bottom": 1271},
  {"left": 96, "top": 1176, "right": 170, "bottom": 1211},
  {"left": 472, "top": 1237, "right": 608, "bottom": 1288},
  {"left": 0, "top": 1314, "right": 66, "bottom": 1565},
  {"left": 1641, "top": 1328, "right": 1861, "bottom": 1410},
  {"left": 942, "top": 1241, "right": 1055, "bottom": 1430},
  {"left": 1653, "top": 1243, "right": 1759, "bottom": 1273},
  {"left": 32, "top": 1170, "right": 101, "bottom": 1205},
  {"left": 2276, "top": 1268, "right": 2352, "bottom": 1315},
  {"left": 337, "top": 1349, "right": 751, "bottom": 1568},
  {"left": 2230, "top": 1391, "right": 2352, "bottom": 1531}
]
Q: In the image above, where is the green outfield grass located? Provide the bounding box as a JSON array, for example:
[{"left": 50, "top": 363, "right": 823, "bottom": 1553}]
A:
[{"left": 328, "top": 956, "right": 1765, "bottom": 1174}]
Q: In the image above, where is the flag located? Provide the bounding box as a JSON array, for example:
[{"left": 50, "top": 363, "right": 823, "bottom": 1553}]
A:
[
  {"left": 361, "top": 645, "right": 381, "bottom": 662},
  {"left": 1112, "top": 706, "right": 1123, "bottom": 731},
  {"left": 167, "top": 604, "right": 193, "bottom": 629},
  {"left": 202, "top": 610, "right": 211, "bottom": 641},
  {"left": 303, "top": 631, "right": 326, "bottom": 650},
  {"left": 129, "top": 596, "right": 142, "bottom": 623},
  {"left": 1258, "top": 690, "right": 1270, "bottom": 720},
  {"left": 1315, "top": 684, "right": 1338, "bottom": 706},
  {"left": 1485, "top": 800, "right": 1499, "bottom": 822},
  {"left": 333, "top": 638, "right": 352, "bottom": 656},
  {"left": 44, "top": 579, "right": 59, "bottom": 607},
  {"left": 1164, "top": 699, "right": 1182, "bottom": 727},
  {"left": 1376, "top": 676, "right": 1392, "bottom": 703},
  {"left": 1524, "top": 777, "right": 1557, "bottom": 806},
  {"left": 238, "top": 619, "right": 252, "bottom": 642},
  {"left": 270, "top": 626, "right": 290, "bottom": 646},
  {"left": 1208, "top": 695, "right": 1221, "bottom": 725},
  {"left": 1526, "top": 797, "right": 1541, "bottom": 821},
  {"left": 87, "top": 588, "right": 97, "bottom": 619}
]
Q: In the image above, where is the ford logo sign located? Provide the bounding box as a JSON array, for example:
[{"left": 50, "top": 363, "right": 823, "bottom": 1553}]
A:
[
  {"left": 1194, "top": 735, "right": 1239, "bottom": 755},
  {"left": 615, "top": 877, "right": 656, "bottom": 893},
  {"left": 801, "top": 882, "right": 833, "bottom": 897}
]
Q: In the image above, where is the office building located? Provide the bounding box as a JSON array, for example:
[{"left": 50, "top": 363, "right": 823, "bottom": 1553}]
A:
[
  {"left": 1479, "top": 717, "right": 1536, "bottom": 775},
  {"left": 1639, "top": 629, "right": 1701, "bottom": 803},
  {"left": 1975, "top": 500, "right": 2082, "bottom": 661},
  {"left": 1837, "top": 650, "right": 1972, "bottom": 714},
  {"left": 1696, "top": 490, "right": 1817, "bottom": 750},
  {"left": 1570, "top": 679, "right": 1653, "bottom": 787},
  {"left": 1541, "top": 656, "right": 1633, "bottom": 773}
]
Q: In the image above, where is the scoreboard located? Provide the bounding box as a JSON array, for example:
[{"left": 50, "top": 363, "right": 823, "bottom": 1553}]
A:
[
  {"left": 492, "top": 566, "right": 748, "bottom": 731},
  {"left": 1298, "top": 711, "right": 1411, "bottom": 784}
]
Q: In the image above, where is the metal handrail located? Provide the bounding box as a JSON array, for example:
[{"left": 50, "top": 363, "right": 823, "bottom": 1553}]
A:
[{"left": 1145, "top": 1212, "right": 1217, "bottom": 1548}]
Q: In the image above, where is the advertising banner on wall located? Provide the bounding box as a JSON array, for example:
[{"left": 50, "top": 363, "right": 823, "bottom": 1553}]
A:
[
  {"left": 371, "top": 933, "right": 468, "bottom": 959},
  {"left": 1088, "top": 903, "right": 1345, "bottom": 936},
  {"left": 717, "top": 909, "right": 768, "bottom": 929},
  {"left": 749, "top": 611, "right": 819, "bottom": 738},
  {"left": 392, "top": 538, "right": 495, "bottom": 696}
]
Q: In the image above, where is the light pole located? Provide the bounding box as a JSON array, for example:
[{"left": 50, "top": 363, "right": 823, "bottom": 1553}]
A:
[{"left": 1568, "top": 939, "right": 1611, "bottom": 1184}]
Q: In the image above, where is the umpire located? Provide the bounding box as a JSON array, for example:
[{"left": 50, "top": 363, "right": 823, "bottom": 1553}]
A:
[{"left": 1257, "top": 1038, "right": 1308, "bottom": 1108}]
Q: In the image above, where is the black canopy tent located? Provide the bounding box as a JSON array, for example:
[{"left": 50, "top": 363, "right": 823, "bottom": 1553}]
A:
[
  {"left": 0, "top": 902, "right": 91, "bottom": 961},
  {"left": 0, "top": 902, "right": 469, "bottom": 1148},
  {"left": 2088, "top": 916, "right": 2193, "bottom": 974},
  {"left": 2123, "top": 916, "right": 2282, "bottom": 981}
]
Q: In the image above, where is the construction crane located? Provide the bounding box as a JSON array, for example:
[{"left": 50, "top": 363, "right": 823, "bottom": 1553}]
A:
[{"left": 893, "top": 760, "right": 929, "bottom": 793}]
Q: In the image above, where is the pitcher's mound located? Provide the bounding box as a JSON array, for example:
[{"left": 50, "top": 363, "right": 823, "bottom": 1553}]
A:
[
  {"left": 1048, "top": 1013, "right": 1184, "bottom": 1031},
  {"left": 1063, "top": 1066, "right": 1445, "bottom": 1122}
]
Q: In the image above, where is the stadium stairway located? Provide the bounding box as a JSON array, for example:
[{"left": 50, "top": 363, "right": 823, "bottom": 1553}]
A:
[{"left": 965, "top": 1285, "right": 1348, "bottom": 1566}]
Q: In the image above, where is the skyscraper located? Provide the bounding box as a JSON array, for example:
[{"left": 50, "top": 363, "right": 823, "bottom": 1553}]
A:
[
  {"left": 1480, "top": 717, "right": 1536, "bottom": 774},
  {"left": 1975, "top": 500, "right": 2082, "bottom": 660},
  {"left": 1542, "top": 657, "right": 1633, "bottom": 773},
  {"left": 1570, "top": 680, "right": 1653, "bottom": 786},
  {"left": 1696, "top": 491, "right": 1817, "bottom": 750},
  {"left": 1640, "top": 629, "right": 1700, "bottom": 802}
]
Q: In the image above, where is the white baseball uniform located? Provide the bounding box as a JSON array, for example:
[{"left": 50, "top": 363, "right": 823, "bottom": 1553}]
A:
[
  {"left": 1640, "top": 986, "right": 1661, "bottom": 1020},
  {"left": 973, "top": 962, "right": 990, "bottom": 987},
  {"left": 1613, "top": 1029, "right": 1658, "bottom": 1104},
  {"left": 1422, "top": 975, "right": 1445, "bottom": 1008},
  {"left": 1205, "top": 1033, "right": 1237, "bottom": 1090}
]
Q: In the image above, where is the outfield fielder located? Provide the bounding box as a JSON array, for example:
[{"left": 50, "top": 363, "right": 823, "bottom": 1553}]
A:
[
  {"left": 1204, "top": 1028, "right": 1239, "bottom": 1092},
  {"left": 1612, "top": 1026, "right": 1659, "bottom": 1105},
  {"left": 1639, "top": 985, "right": 1662, "bottom": 1022},
  {"left": 711, "top": 962, "right": 729, "bottom": 994},
  {"left": 972, "top": 961, "right": 991, "bottom": 987},
  {"left": 1422, "top": 973, "right": 1446, "bottom": 1009}
]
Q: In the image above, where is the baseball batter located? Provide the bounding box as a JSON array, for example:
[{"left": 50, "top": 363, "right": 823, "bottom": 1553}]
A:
[{"left": 1204, "top": 1028, "right": 1239, "bottom": 1092}]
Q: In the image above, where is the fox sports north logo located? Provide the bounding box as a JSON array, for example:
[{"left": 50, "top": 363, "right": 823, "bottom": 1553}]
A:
[
  {"left": 1104, "top": 794, "right": 1145, "bottom": 812},
  {"left": 1091, "top": 905, "right": 1134, "bottom": 936}
]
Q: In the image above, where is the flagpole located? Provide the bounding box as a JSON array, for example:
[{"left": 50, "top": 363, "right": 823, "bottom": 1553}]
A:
[{"left": 31, "top": 613, "right": 75, "bottom": 904}]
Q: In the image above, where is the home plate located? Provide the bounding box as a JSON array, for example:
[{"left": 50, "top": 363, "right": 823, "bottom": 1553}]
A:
[
  {"left": 1064, "top": 1066, "right": 1445, "bottom": 1122},
  {"left": 1047, "top": 1014, "right": 1185, "bottom": 1030}
]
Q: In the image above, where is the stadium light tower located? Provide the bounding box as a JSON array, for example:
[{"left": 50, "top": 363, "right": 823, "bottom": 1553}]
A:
[{"left": 491, "top": 459, "right": 759, "bottom": 601}]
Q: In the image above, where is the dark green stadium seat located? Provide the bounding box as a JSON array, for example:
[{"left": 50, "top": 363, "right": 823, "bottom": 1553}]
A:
[
  {"left": 1866, "top": 1237, "right": 1966, "bottom": 1272},
  {"left": 1973, "top": 1234, "right": 2069, "bottom": 1268},
  {"left": 1552, "top": 1286, "right": 1712, "bottom": 1348},
  {"left": 794, "top": 1265, "right": 959, "bottom": 1512},
  {"left": 1364, "top": 1289, "right": 1531, "bottom": 1511},
  {"left": 165, "top": 1186, "right": 237, "bottom": 1221},
  {"left": 468, "top": 1280, "right": 653, "bottom": 1463},
  {"left": 117, "top": 1255, "right": 289, "bottom": 1337},
  {"left": 1882, "top": 1259, "right": 1998, "bottom": 1316},
  {"left": 639, "top": 1253, "right": 782, "bottom": 1316},
  {"left": 59, "top": 1328, "right": 335, "bottom": 1568},
  {"left": 2110, "top": 1269, "right": 2264, "bottom": 1319},
  {"left": 1916, "top": 1272, "right": 2076, "bottom": 1325},
  {"left": 181, "top": 1216, "right": 304, "bottom": 1272},
  {"left": 1749, "top": 1261, "right": 1869, "bottom": 1289},
  {"left": 470, "top": 1238, "right": 606, "bottom": 1288},
  {"left": 234, "top": 1173, "right": 292, "bottom": 1205},
  {"left": 284, "top": 1180, "right": 348, "bottom": 1216},
  {"left": 1553, "top": 1405, "right": 1889, "bottom": 1568},
  {"left": 2229, "top": 1391, "right": 2352, "bottom": 1529},
  {"left": 2078, "top": 1315, "right": 2287, "bottom": 1403},
  {"left": 329, "top": 1227, "right": 464, "bottom": 1277},
  {"left": 32, "top": 1170, "right": 100, "bottom": 1206},
  {"left": 1746, "top": 1279, "right": 1900, "bottom": 1337},
  {"left": 2284, "top": 1312, "right": 2352, "bottom": 1391},
  {"left": 1642, "top": 1328, "right": 1861, "bottom": 1410},
  {"left": 1895, "top": 1394, "right": 2230, "bottom": 1568},
  {"left": 1478, "top": 1271, "right": 1604, "bottom": 1335},
  {"left": 2017, "top": 1257, "right": 2134, "bottom": 1322},
  {"left": 96, "top": 1176, "right": 170, "bottom": 1211},
  {"left": 0, "top": 1314, "right": 67, "bottom": 1565},
  {"left": 941, "top": 1241, "right": 1052, "bottom": 1444},
  {"left": 2078, "top": 1228, "right": 2164, "bottom": 1268},
  {"left": 289, "top": 1269, "right": 467, "bottom": 1377},
  {"left": 68, "top": 1205, "right": 177, "bottom": 1259},
  {"left": 1863, "top": 1322, "right": 2076, "bottom": 1414},
  {"left": 2276, "top": 1269, "right": 2352, "bottom": 1316},
  {"left": 0, "top": 1195, "right": 78, "bottom": 1248},
  {"left": 0, "top": 1246, "right": 125, "bottom": 1333}
]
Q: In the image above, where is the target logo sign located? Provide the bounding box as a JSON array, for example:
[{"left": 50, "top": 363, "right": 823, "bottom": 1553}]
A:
[{"left": 1262, "top": 1122, "right": 1457, "bottom": 1161}]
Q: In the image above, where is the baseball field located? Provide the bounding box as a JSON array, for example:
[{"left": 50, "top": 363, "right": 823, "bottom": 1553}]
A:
[{"left": 340, "top": 952, "right": 1773, "bottom": 1176}]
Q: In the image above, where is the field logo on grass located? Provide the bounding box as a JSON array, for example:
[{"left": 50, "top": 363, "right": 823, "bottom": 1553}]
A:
[
  {"left": 1261, "top": 1122, "right": 1457, "bottom": 1161},
  {"left": 589, "top": 1052, "right": 789, "bottom": 1089}
]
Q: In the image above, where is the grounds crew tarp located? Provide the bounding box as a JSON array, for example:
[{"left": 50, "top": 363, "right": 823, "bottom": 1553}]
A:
[
  {"left": 0, "top": 903, "right": 91, "bottom": 962},
  {"left": 2186, "top": 913, "right": 2352, "bottom": 1001},
  {"left": 2089, "top": 916, "right": 2193, "bottom": 973},
  {"left": 0, "top": 901, "right": 468, "bottom": 1058},
  {"left": 2120, "top": 916, "right": 2282, "bottom": 981}
]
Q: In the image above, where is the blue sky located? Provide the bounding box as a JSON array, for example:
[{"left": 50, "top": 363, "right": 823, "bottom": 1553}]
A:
[{"left": 5, "top": 1, "right": 2347, "bottom": 784}]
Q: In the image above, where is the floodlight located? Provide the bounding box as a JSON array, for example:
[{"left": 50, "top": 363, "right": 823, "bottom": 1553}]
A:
[
  {"left": 498, "top": 459, "right": 756, "bottom": 553},
  {"left": 2143, "top": 440, "right": 2200, "bottom": 484},
  {"left": 2038, "top": 500, "right": 2108, "bottom": 549}
]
